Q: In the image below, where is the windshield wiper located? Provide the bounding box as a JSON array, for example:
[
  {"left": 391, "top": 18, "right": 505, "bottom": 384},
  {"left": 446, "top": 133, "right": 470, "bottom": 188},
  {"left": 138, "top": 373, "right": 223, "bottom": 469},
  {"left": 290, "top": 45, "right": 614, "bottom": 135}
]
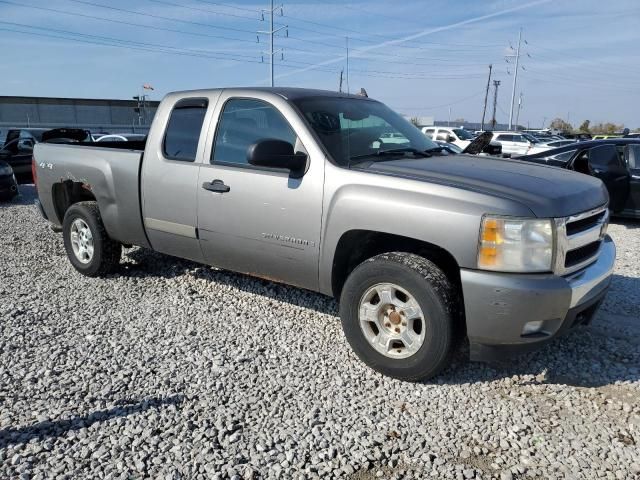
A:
[{"left": 350, "top": 147, "right": 433, "bottom": 162}]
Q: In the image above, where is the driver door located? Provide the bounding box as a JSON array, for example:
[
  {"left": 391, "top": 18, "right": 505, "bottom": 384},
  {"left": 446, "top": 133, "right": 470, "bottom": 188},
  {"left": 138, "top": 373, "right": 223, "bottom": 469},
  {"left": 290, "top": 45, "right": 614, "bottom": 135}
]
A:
[
  {"left": 196, "top": 95, "right": 324, "bottom": 290},
  {"left": 583, "top": 144, "right": 631, "bottom": 213}
]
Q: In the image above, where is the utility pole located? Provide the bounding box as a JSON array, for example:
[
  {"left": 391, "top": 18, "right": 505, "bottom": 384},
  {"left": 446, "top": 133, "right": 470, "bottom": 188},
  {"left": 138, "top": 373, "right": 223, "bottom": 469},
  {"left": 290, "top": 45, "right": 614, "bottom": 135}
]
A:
[
  {"left": 480, "top": 64, "right": 492, "bottom": 132},
  {"left": 258, "top": 0, "right": 287, "bottom": 87},
  {"left": 448, "top": 106, "right": 451, "bottom": 127},
  {"left": 491, "top": 80, "right": 501, "bottom": 130},
  {"left": 345, "top": 36, "right": 350, "bottom": 94},
  {"left": 515, "top": 92, "right": 523, "bottom": 129},
  {"left": 338, "top": 69, "right": 343, "bottom": 93},
  {"left": 507, "top": 27, "right": 522, "bottom": 130}
]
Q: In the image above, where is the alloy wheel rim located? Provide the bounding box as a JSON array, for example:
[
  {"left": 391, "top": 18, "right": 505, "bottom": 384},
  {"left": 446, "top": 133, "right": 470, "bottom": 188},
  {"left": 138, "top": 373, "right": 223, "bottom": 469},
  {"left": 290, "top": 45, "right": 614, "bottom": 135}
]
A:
[
  {"left": 358, "top": 283, "right": 426, "bottom": 359},
  {"left": 70, "top": 218, "right": 94, "bottom": 264}
]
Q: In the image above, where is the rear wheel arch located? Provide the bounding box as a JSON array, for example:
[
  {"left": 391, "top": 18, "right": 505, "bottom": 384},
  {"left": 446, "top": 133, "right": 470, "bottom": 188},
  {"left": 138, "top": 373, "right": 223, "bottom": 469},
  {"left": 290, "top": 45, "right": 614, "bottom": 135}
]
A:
[{"left": 52, "top": 180, "right": 97, "bottom": 225}]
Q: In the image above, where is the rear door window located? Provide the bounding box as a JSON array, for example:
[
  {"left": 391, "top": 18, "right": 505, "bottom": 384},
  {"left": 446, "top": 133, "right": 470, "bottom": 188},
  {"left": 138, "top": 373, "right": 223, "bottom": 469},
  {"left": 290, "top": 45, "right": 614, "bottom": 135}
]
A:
[
  {"left": 496, "top": 134, "right": 513, "bottom": 142},
  {"left": 163, "top": 98, "right": 209, "bottom": 162}
]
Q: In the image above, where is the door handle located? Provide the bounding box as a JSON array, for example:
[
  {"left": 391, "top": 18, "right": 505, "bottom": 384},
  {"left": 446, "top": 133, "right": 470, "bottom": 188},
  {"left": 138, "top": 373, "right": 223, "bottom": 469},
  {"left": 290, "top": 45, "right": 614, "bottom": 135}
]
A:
[{"left": 202, "top": 179, "right": 230, "bottom": 193}]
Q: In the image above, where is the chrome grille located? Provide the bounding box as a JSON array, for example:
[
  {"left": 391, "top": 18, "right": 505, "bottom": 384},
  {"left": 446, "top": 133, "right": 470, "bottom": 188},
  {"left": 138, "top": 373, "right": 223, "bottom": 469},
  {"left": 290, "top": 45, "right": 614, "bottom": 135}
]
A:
[{"left": 554, "top": 206, "right": 609, "bottom": 275}]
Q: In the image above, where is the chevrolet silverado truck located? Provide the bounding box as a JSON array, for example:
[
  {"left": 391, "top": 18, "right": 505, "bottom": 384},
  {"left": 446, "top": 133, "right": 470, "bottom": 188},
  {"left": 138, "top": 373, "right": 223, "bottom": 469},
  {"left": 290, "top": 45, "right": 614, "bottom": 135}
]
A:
[{"left": 33, "top": 88, "right": 616, "bottom": 381}]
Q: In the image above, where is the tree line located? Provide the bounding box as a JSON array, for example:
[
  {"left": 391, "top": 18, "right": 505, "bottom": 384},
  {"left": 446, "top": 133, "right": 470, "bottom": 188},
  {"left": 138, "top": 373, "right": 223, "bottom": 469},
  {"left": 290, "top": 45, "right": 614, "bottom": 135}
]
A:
[{"left": 548, "top": 118, "right": 639, "bottom": 134}]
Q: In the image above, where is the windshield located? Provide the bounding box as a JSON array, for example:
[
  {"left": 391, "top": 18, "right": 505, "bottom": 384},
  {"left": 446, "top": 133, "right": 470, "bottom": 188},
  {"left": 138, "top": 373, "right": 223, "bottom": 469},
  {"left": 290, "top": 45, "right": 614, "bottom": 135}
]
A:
[
  {"left": 453, "top": 128, "right": 474, "bottom": 140},
  {"left": 292, "top": 96, "right": 440, "bottom": 166}
]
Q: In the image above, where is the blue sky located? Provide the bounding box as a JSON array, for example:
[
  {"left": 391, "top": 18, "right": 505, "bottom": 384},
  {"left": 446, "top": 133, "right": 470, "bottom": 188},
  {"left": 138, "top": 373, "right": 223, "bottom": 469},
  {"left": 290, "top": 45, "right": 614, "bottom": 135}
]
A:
[{"left": 1, "top": 0, "right": 639, "bottom": 128}]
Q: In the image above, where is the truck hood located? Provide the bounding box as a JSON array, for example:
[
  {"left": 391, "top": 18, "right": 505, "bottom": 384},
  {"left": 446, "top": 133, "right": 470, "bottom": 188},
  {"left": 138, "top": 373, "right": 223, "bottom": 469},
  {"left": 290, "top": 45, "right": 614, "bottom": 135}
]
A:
[{"left": 358, "top": 154, "right": 608, "bottom": 218}]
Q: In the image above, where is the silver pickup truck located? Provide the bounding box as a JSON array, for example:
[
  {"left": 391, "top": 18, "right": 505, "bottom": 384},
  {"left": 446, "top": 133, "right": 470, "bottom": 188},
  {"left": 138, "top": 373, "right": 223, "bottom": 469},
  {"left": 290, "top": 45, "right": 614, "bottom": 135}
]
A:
[{"left": 34, "top": 87, "right": 615, "bottom": 381}]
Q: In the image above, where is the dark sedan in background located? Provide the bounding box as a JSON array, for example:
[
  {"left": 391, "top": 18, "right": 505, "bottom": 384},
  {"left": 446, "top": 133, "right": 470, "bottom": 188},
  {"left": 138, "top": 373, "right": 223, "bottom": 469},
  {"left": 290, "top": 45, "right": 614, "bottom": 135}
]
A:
[
  {"left": 0, "top": 160, "right": 18, "bottom": 201},
  {"left": 519, "top": 138, "right": 640, "bottom": 218}
]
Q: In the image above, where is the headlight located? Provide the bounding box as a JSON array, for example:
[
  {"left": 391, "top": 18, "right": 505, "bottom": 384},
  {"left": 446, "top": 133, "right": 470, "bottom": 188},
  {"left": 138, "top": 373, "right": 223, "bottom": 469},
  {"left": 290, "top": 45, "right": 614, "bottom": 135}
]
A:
[{"left": 478, "top": 216, "right": 554, "bottom": 272}]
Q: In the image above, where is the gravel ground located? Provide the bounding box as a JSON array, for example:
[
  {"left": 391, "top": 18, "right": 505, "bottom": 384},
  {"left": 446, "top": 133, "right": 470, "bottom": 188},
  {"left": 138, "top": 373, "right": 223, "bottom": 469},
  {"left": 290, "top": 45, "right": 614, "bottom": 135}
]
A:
[{"left": 1, "top": 186, "right": 639, "bottom": 480}]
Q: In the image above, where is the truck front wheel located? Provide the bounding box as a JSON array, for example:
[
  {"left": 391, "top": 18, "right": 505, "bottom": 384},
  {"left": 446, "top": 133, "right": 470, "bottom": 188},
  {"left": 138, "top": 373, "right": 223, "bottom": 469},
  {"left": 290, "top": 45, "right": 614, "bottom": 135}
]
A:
[
  {"left": 62, "top": 202, "right": 121, "bottom": 277},
  {"left": 339, "top": 252, "right": 457, "bottom": 381}
]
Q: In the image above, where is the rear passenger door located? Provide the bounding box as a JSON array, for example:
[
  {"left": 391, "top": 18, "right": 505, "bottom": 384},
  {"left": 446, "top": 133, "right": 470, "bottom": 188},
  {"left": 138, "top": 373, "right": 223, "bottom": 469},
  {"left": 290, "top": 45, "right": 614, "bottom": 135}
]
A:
[
  {"left": 141, "top": 96, "right": 218, "bottom": 262},
  {"left": 196, "top": 94, "right": 324, "bottom": 290}
]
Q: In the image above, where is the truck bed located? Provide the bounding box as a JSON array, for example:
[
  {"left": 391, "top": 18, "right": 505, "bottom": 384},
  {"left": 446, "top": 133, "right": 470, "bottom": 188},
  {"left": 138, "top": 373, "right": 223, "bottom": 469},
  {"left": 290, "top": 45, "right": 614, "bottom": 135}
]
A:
[{"left": 34, "top": 142, "right": 150, "bottom": 249}]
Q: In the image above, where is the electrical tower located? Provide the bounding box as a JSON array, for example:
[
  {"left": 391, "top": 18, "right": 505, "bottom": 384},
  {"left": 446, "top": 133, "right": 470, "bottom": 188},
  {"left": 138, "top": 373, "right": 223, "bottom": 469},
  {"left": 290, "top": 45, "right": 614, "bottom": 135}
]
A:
[
  {"left": 506, "top": 27, "right": 524, "bottom": 130},
  {"left": 480, "top": 64, "right": 492, "bottom": 132},
  {"left": 258, "top": 1, "right": 287, "bottom": 87},
  {"left": 491, "top": 80, "right": 501, "bottom": 130}
]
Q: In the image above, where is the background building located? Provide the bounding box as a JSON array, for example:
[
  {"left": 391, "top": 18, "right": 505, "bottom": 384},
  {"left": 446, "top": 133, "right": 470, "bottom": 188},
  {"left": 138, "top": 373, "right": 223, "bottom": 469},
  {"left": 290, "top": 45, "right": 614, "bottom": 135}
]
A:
[{"left": 0, "top": 96, "right": 160, "bottom": 136}]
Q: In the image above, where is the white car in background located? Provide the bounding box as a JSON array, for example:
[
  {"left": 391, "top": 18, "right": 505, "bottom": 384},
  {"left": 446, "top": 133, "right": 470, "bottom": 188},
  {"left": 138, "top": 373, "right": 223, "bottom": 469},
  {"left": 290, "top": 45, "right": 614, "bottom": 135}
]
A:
[
  {"left": 489, "top": 131, "right": 554, "bottom": 157},
  {"left": 421, "top": 126, "right": 476, "bottom": 149},
  {"left": 378, "top": 132, "right": 410, "bottom": 144}
]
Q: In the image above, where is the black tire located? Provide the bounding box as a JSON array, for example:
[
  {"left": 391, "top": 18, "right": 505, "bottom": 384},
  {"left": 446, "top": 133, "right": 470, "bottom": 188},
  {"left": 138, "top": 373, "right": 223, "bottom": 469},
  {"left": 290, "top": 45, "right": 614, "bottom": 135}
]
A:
[
  {"left": 339, "top": 252, "right": 457, "bottom": 381},
  {"left": 62, "top": 201, "right": 121, "bottom": 277}
]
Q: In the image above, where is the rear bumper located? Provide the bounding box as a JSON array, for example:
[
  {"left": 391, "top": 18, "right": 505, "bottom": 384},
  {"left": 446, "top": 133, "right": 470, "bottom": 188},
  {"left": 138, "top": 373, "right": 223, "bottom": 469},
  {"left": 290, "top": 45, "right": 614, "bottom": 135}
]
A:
[
  {"left": 461, "top": 235, "right": 615, "bottom": 361},
  {"left": 0, "top": 174, "right": 18, "bottom": 198}
]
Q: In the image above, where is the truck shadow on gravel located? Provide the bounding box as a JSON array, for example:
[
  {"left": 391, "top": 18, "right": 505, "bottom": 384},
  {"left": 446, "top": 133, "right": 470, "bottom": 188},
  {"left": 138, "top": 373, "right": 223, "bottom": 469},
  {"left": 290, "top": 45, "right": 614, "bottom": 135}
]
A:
[
  {"left": 121, "top": 248, "right": 339, "bottom": 315},
  {"left": 121, "top": 249, "right": 639, "bottom": 388},
  {"left": 0, "top": 395, "right": 184, "bottom": 449},
  {"left": 611, "top": 217, "right": 640, "bottom": 230}
]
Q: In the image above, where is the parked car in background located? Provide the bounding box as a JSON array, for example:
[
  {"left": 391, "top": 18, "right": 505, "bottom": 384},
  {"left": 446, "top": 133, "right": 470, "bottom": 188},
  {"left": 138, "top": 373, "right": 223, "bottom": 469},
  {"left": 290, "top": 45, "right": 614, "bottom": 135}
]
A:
[
  {"left": 519, "top": 138, "right": 640, "bottom": 218},
  {"left": 0, "top": 160, "right": 18, "bottom": 201},
  {"left": 3, "top": 128, "right": 49, "bottom": 146},
  {"left": 0, "top": 137, "right": 35, "bottom": 183},
  {"left": 489, "top": 131, "right": 553, "bottom": 156},
  {"left": 425, "top": 128, "right": 502, "bottom": 156},
  {"left": 34, "top": 87, "right": 615, "bottom": 381},
  {"left": 421, "top": 126, "right": 475, "bottom": 149},
  {"left": 543, "top": 139, "right": 579, "bottom": 148},
  {"left": 592, "top": 135, "right": 622, "bottom": 140},
  {"left": 95, "top": 133, "right": 147, "bottom": 142}
]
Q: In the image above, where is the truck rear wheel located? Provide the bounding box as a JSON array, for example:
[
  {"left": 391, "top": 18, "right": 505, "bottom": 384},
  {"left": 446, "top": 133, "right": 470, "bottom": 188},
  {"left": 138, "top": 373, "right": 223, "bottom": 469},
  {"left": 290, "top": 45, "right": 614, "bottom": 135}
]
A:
[
  {"left": 339, "top": 252, "right": 456, "bottom": 381},
  {"left": 62, "top": 202, "right": 121, "bottom": 277}
]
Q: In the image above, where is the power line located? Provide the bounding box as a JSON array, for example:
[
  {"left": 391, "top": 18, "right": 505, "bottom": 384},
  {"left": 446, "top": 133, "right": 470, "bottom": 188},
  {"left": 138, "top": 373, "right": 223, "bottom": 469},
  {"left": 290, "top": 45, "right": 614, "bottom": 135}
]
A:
[
  {"left": 302, "top": 2, "right": 504, "bottom": 48},
  {"left": 191, "top": 0, "right": 264, "bottom": 14},
  {"left": 143, "top": 0, "right": 260, "bottom": 21},
  {"left": 392, "top": 90, "right": 487, "bottom": 111},
  {"left": 0, "top": 22, "right": 482, "bottom": 83},
  {"left": 0, "top": 20, "right": 260, "bottom": 60},
  {"left": 0, "top": 0, "right": 259, "bottom": 45},
  {"left": 64, "top": 0, "right": 258, "bottom": 35}
]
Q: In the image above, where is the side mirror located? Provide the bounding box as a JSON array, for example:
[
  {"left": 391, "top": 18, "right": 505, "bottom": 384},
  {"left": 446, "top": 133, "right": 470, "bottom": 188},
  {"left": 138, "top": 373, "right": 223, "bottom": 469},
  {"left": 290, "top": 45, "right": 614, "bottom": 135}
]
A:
[{"left": 247, "top": 139, "right": 307, "bottom": 177}]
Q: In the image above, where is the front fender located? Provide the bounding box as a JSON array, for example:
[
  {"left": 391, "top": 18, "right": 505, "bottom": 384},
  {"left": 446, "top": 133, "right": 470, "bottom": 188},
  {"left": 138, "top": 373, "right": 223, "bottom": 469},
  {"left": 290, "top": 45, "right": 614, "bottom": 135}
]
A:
[{"left": 318, "top": 166, "right": 533, "bottom": 295}]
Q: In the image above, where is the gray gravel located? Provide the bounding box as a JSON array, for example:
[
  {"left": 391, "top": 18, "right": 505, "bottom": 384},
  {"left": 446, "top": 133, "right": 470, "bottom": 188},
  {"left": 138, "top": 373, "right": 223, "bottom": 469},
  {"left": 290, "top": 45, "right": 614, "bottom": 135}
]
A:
[{"left": 1, "top": 185, "right": 639, "bottom": 480}]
